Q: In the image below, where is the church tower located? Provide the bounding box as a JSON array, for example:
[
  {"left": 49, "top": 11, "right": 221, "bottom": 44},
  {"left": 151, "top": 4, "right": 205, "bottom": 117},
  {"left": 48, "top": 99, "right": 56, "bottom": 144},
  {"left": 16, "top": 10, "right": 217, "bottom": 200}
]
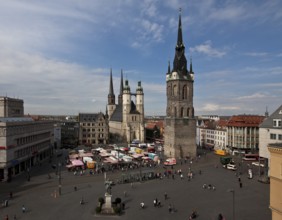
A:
[
  {"left": 107, "top": 68, "right": 116, "bottom": 119},
  {"left": 164, "top": 9, "right": 196, "bottom": 159}
]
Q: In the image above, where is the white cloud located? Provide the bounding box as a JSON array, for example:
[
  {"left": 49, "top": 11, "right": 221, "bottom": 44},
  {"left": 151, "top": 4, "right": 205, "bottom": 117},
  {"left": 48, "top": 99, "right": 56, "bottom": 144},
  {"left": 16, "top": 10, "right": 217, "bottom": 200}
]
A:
[
  {"left": 190, "top": 41, "right": 226, "bottom": 57},
  {"left": 244, "top": 52, "right": 268, "bottom": 57},
  {"left": 236, "top": 93, "right": 269, "bottom": 100},
  {"left": 200, "top": 103, "right": 239, "bottom": 112}
]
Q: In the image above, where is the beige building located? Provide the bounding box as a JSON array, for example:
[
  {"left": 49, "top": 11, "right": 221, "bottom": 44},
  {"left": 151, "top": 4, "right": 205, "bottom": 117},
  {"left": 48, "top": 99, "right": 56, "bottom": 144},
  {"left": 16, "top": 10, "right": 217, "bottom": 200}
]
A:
[
  {"left": 78, "top": 112, "right": 109, "bottom": 145},
  {"left": 227, "top": 115, "right": 265, "bottom": 153},
  {"left": 107, "top": 70, "right": 145, "bottom": 143},
  {"left": 0, "top": 97, "right": 54, "bottom": 181},
  {"left": 268, "top": 143, "right": 282, "bottom": 220}
]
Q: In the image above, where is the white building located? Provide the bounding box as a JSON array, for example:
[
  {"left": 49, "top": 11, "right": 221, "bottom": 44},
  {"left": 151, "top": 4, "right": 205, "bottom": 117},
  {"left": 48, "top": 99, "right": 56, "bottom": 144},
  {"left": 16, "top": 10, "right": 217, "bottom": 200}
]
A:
[
  {"left": 259, "top": 105, "right": 282, "bottom": 161},
  {"left": 0, "top": 97, "right": 54, "bottom": 181}
]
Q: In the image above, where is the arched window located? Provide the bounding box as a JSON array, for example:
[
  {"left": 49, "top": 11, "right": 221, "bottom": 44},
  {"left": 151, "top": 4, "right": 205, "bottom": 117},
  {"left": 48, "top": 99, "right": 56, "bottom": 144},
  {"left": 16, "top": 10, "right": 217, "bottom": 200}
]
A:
[
  {"left": 173, "top": 85, "right": 177, "bottom": 96},
  {"left": 187, "top": 108, "right": 190, "bottom": 117},
  {"left": 180, "top": 107, "right": 184, "bottom": 117},
  {"left": 182, "top": 85, "right": 188, "bottom": 99},
  {"left": 167, "top": 85, "right": 171, "bottom": 96},
  {"left": 174, "top": 107, "right": 177, "bottom": 117}
]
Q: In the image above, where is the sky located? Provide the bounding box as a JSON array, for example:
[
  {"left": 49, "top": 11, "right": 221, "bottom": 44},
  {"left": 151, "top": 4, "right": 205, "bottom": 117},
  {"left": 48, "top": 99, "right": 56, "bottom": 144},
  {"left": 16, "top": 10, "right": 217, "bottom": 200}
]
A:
[{"left": 0, "top": 0, "right": 281, "bottom": 116}]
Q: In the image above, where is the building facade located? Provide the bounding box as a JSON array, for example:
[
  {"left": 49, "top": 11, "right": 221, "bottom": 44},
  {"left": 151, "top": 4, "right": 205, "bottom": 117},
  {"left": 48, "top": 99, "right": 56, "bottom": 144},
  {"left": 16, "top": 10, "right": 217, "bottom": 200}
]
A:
[
  {"left": 107, "top": 70, "right": 145, "bottom": 143},
  {"left": 0, "top": 97, "right": 54, "bottom": 182},
  {"left": 164, "top": 10, "right": 196, "bottom": 158},
  {"left": 268, "top": 143, "right": 282, "bottom": 220},
  {"left": 227, "top": 115, "right": 265, "bottom": 153},
  {"left": 259, "top": 105, "right": 282, "bottom": 160},
  {"left": 78, "top": 113, "right": 109, "bottom": 146}
]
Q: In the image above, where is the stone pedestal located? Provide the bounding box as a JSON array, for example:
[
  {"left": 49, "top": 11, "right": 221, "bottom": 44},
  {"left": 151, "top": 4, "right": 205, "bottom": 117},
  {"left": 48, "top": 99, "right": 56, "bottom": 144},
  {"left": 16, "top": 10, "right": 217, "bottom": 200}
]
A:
[
  {"left": 104, "top": 193, "right": 112, "bottom": 209},
  {"left": 100, "top": 193, "right": 115, "bottom": 214}
]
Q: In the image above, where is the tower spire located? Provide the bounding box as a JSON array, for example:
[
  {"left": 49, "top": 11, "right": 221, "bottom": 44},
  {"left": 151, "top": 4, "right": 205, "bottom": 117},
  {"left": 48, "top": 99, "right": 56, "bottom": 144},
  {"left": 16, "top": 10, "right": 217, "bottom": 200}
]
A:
[
  {"left": 189, "top": 56, "right": 193, "bottom": 73},
  {"left": 177, "top": 8, "right": 183, "bottom": 48},
  {"left": 167, "top": 60, "right": 171, "bottom": 75},
  {"left": 108, "top": 68, "right": 115, "bottom": 105},
  {"left": 173, "top": 8, "right": 188, "bottom": 76},
  {"left": 109, "top": 68, "right": 114, "bottom": 95},
  {"left": 118, "top": 69, "right": 124, "bottom": 105}
]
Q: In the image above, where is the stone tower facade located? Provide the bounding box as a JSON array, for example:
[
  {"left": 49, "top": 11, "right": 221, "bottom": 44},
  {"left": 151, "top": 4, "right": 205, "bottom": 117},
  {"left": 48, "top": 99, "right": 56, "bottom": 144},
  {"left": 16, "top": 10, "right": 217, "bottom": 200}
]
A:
[
  {"left": 164, "top": 10, "right": 196, "bottom": 159},
  {"left": 107, "top": 70, "right": 145, "bottom": 143}
]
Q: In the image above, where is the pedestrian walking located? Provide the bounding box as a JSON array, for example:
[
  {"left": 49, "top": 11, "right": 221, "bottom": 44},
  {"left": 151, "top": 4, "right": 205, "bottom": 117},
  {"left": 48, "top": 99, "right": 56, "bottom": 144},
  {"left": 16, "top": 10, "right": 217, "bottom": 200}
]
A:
[
  {"left": 240, "top": 182, "right": 243, "bottom": 188},
  {"left": 168, "top": 204, "right": 172, "bottom": 213},
  {"left": 164, "top": 192, "right": 168, "bottom": 200},
  {"left": 22, "top": 205, "right": 26, "bottom": 213}
]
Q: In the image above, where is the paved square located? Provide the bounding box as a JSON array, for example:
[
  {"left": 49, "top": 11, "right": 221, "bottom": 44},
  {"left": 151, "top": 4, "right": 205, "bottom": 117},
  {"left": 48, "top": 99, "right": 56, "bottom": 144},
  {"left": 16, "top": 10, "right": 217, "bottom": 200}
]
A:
[{"left": 0, "top": 152, "right": 271, "bottom": 220}]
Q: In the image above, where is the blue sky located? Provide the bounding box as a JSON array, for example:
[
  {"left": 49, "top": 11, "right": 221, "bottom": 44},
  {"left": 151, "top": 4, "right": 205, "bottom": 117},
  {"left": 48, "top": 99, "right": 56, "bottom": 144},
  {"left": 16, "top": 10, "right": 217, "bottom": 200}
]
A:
[{"left": 0, "top": 0, "right": 281, "bottom": 116}]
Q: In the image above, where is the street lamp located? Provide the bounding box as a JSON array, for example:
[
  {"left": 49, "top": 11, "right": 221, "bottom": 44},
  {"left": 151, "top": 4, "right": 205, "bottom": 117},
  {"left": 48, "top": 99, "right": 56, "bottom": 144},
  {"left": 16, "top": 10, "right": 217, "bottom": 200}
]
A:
[
  {"left": 58, "top": 162, "right": 62, "bottom": 195},
  {"left": 228, "top": 189, "right": 235, "bottom": 220}
]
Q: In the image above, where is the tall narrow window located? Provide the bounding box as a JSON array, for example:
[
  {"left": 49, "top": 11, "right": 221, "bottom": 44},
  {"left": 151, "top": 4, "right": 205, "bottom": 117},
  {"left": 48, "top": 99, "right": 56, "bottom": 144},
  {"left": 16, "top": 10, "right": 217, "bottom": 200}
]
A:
[
  {"left": 174, "top": 107, "right": 177, "bottom": 117},
  {"left": 173, "top": 85, "right": 177, "bottom": 96},
  {"left": 181, "top": 107, "right": 184, "bottom": 117},
  {"left": 182, "top": 85, "right": 187, "bottom": 99},
  {"left": 187, "top": 108, "right": 190, "bottom": 117}
]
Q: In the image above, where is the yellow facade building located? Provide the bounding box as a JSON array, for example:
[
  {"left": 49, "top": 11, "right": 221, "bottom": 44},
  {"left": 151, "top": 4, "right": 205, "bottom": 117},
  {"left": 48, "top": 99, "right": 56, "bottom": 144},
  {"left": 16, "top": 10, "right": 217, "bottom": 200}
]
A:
[{"left": 268, "top": 143, "right": 282, "bottom": 220}]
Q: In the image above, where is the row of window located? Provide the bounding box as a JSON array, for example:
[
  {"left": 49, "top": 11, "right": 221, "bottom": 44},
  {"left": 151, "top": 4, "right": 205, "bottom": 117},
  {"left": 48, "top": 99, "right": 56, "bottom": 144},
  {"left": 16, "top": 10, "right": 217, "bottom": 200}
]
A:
[
  {"left": 270, "top": 133, "right": 282, "bottom": 140},
  {"left": 82, "top": 134, "right": 104, "bottom": 138},
  {"left": 16, "top": 132, "right": 50, "bottom": 146},
  {"left": 167, "top": 85, "right": 189, "bottom": 99},
  {"left": 82, "top": 128, "right": 104, "bottom": 132},
  {"left": 14, "top": 141, "right": 50, "bottom": 159},
  {"left": 273, "top": 119, "right": 282, "bottom": 127},
  {"left": 81, "top": 123, "right": 104, "bottom": 126}
]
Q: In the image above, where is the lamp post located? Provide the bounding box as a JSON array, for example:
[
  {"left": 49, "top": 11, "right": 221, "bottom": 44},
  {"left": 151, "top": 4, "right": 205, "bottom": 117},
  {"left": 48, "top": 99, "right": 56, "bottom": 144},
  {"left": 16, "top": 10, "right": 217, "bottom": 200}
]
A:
[
  {"left": 58, "top": 162, "right": 62, "bottom": 195},
  {"left": 228, "top": 189, "right": 235, "bottom": 220}
]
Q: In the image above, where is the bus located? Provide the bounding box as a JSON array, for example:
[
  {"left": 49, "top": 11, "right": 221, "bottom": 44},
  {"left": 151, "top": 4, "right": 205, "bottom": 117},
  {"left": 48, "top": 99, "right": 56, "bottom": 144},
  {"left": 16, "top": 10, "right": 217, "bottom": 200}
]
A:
[{"left": 243, "top": 154, "right": 259, "bottom": 161}]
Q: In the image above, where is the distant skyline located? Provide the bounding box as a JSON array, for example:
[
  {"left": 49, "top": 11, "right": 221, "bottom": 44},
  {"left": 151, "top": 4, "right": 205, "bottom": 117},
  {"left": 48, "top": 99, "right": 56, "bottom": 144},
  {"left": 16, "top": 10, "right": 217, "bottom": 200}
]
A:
[{"left": 0, "top": 0, "right": 281, "bottom": 116}]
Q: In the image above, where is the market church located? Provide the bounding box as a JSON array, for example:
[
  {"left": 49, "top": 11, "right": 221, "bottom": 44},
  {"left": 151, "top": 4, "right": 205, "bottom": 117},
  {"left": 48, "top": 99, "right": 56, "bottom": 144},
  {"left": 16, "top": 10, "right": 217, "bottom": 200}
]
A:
[{"left": 107, "top": 70, "right": 145, "bottom": 143}]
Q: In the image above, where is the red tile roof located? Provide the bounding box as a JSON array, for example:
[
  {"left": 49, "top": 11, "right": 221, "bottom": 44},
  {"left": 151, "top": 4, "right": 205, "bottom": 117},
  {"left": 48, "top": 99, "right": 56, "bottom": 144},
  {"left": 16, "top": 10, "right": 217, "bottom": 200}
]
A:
[{"left": 227, "top": 115, "right": 265, "bottom": 127}]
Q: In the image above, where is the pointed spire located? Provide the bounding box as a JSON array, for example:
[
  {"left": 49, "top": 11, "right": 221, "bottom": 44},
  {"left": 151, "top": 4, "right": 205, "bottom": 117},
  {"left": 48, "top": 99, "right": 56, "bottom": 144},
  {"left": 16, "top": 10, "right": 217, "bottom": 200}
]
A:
[
  {"left": 265, "top": 106, "right": 269, "bottom": 117},
  {"left": 176, "top": 8, "right": 184, "bottom": 48},
  {"left": 118, "top": 69, "right": 124, "bottom": 105},
  {"left": 108, "top": 68, "right": 115, "bottom": 105},
  {"left": 189, "top": 56, "right": 193, "bottom": 73},
  {"left": 119, "top": 69, "right": 124, "bottom": 95},
  {"left": 167, "top": 60, "right": 171, "bottom": 74},
  {"left": 109, "top": 68, "right": 114, "bottom": 95},
  {"left": 173, "top": 8, "right": 187, "bottom": 76}
]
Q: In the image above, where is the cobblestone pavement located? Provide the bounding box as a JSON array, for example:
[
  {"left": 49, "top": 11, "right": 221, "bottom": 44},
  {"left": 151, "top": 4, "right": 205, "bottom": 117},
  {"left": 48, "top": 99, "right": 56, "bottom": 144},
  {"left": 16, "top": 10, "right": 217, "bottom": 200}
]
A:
[{"left": 0, "top": 151, "right": 271, "bottom": 220}]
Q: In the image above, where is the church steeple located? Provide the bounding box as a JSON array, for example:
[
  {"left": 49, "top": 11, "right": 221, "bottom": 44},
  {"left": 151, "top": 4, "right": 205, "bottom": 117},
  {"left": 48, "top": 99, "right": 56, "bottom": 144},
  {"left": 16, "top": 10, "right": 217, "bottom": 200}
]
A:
[
  {"left": 173, "top": 8, "right": 188, "bottom": 77},
  {"left": 108, "top": 69, "right": 115, "bottom": 105},
  {"left": 167, "top": 60, "right": 171, "bottom": 75},
  {"left": 118, "top": 69, "right": 124, "bottom": 105},
  {"left": 177, "top": 8, "right": 184, "bottom": 48},
  {"left": 189, "top": 57, "right": 193, "bottom": 73}
]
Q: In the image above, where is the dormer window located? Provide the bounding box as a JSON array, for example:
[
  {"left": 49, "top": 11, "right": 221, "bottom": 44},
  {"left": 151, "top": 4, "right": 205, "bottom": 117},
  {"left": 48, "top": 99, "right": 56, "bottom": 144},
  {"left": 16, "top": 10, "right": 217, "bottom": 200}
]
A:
[{"left": 273, "top": 119, "right": 282, "bottom": 127}]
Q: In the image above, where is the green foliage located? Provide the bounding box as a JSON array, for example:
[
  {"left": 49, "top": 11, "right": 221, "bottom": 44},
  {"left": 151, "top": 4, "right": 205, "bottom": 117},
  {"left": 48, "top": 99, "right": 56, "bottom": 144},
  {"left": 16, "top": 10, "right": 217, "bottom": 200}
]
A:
[
  {"left": 95, "top": 206, "right": 102, "bottom": 213},
  {"left": 98, "top": 197, "right": 105, "bottom": 205},
  {"left": 115, "top": 197, "right": 122, "bottom": 204},
  {"left": 113, "top": 206, "right": 121, "bottom": 214}
]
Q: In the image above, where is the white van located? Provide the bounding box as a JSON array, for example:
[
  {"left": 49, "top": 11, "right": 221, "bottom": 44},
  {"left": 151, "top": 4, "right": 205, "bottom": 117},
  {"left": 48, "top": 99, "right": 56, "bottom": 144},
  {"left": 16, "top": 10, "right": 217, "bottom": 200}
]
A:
[{"left": 227, "top": 163, "right": 237, "bottom": 171}]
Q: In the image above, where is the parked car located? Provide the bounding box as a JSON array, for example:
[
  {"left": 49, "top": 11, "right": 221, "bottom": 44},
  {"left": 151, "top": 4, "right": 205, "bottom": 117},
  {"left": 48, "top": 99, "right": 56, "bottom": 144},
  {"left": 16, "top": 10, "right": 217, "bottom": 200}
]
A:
[
  {"left": 226, "top": 163, "right": 237, "bottom": 171},
  {"left": 251, "top": 161, "right": 265, "bottom": 167}
]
